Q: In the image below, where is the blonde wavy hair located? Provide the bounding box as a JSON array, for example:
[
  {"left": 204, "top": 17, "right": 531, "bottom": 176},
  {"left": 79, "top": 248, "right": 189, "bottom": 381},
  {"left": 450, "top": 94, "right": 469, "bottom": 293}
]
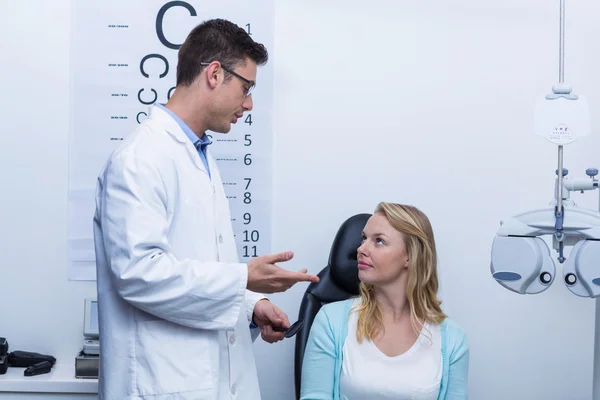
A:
[{"left": 354, "top": 202, "right": 447, "bottom": 343}]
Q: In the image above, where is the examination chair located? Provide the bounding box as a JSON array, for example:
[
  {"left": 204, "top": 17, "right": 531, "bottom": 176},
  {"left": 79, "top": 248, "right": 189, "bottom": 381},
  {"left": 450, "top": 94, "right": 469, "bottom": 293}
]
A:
[{"left": 293, "top": 213, "right": 371, "bottom": 399}]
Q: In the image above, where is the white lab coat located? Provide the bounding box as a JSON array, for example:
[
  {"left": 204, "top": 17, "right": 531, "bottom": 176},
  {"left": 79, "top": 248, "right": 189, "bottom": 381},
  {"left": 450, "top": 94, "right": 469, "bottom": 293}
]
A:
[{"left": 93, "top": 105, "right": 266, "bottom": 400}]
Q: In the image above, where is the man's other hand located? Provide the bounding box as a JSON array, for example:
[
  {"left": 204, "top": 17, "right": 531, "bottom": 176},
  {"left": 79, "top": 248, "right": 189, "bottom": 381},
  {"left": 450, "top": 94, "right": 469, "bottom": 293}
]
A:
[{"left": 252, "top": 300, "right": 290, "bottom": 343}]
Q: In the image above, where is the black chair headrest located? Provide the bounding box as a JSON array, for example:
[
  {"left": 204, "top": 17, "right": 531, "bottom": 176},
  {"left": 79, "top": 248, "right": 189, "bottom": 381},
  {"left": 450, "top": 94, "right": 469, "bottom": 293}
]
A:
[{"left": 328, "top": 213, "right": 372, "bottom": 295}]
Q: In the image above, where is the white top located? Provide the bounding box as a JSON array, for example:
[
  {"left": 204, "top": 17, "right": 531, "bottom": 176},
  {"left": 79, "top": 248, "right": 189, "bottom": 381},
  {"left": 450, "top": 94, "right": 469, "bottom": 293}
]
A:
[{"left": 340, "top": 301, "right": 442, "bottom": 400}]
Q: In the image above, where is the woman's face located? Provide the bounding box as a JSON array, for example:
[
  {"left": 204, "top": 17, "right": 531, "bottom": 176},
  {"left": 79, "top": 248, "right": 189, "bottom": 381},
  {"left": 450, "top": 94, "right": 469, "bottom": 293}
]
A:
[{"left": 357, "top": 212, "right": 409, "bottom": 286}]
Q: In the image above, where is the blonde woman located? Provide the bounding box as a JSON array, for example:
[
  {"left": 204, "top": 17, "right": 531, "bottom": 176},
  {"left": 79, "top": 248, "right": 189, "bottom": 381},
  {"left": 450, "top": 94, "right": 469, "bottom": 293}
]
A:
[{"left": 300, "top": 203, "right": 469, "bottom": 400}]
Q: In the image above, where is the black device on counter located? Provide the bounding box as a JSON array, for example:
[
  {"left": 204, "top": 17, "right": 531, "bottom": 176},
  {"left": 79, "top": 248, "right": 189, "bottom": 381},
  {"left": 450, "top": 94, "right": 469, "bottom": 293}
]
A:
[
  {"left": 0, "top": 356, "right": 7, "bottom": 375},
  {"left": 0, "top": 337, "right": 7, "bottom": 357},
  {"left": 0, "top": 338, "right": 56, "bottom": 376},
  {"left": 7, "top": 351, "right": 56, "bottom": 368},
  {"left": 0, "top": 337, "right": 8, "bottom": 375},
  {"left": 24, "top": 360, "right": 52, "bottom": 376}
]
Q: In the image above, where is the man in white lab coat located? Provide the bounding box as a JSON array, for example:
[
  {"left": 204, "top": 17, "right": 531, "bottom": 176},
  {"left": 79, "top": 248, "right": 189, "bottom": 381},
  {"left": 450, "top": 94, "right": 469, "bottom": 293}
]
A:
[{"left": 93, "top": 19, "right": 319, "bottom": 400}]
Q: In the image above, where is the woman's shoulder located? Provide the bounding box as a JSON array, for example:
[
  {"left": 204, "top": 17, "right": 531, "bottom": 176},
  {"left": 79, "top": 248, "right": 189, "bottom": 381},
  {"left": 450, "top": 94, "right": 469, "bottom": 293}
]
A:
[
  {"left": 440, "top": 317, "right": 469, "bottom": 353},
  {"left": 440, "top": 317, "right": 465, "bottom": 333},
  {"left": 313, "top": 297, "right": 357, "bottom": 328},
  {"left": 319, "top": 297, "right": 356, "bottom": 318}
]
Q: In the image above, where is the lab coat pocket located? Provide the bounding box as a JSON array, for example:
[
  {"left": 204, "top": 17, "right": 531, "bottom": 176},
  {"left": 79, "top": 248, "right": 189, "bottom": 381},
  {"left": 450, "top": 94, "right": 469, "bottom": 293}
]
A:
[{"left": 134, "top": 319, "right": 213, "bottom": 396}]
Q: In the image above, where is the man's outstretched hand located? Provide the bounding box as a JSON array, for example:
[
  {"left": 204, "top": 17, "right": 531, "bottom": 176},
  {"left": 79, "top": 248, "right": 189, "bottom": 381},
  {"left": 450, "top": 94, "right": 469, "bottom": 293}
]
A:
[{"left": 247, "top": 251, "right": 319, "bottom": 294}]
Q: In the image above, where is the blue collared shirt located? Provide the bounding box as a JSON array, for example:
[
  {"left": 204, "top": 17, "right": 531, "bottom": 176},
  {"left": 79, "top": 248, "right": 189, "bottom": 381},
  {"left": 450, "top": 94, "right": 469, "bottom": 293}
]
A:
[{"left": 155, "top": 103, "right": 212, "bottom": 178}]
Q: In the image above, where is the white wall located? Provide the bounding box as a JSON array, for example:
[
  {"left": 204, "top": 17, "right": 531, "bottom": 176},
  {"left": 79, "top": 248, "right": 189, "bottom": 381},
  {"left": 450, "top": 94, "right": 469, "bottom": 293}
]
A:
[
  {"left": 2, "top": 1, "right": 600, "bottom": 399},
  {"left": 1, "top": 0, "right": 98, "bottom": 374}
]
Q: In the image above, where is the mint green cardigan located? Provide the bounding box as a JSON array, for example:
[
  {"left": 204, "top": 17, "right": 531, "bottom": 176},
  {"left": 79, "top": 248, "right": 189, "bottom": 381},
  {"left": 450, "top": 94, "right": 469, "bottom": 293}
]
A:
[{"left": 299, "top": 298, "right": 470, "bottom": 400}]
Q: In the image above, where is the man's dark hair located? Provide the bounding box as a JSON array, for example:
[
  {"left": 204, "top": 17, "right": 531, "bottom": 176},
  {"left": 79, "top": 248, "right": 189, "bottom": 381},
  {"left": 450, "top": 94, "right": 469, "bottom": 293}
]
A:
[{"left": 176, "top": 18, "right": 269, "bottom": 87}]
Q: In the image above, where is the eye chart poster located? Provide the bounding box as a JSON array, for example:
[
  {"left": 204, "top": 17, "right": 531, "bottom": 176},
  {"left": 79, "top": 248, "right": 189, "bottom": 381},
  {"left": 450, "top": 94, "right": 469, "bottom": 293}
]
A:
[{"left": 69, "top": 0, "right": 273, "bottom": 280}]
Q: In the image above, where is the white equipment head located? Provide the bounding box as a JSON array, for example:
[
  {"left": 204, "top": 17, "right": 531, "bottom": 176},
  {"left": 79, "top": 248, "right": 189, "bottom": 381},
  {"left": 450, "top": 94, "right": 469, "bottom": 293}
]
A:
[
  {"left": 491, "top": 171, "right": 600, "bottom": 297},
  {"left": 490, "top": 0, "right": 599, "bottom": 298}
]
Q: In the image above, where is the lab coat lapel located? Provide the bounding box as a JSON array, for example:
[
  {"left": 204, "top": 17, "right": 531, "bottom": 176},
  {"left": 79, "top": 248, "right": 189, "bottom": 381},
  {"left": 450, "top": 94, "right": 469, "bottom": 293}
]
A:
[{"left": 147, "top": 105, "right": 209, "bottom": 175}]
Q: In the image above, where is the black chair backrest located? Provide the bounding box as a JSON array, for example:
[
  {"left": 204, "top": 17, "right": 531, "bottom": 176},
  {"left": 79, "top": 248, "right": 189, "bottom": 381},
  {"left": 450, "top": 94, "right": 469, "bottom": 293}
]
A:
[{"left": 293, "top": 213, "right": 371, "bottom": 399}]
